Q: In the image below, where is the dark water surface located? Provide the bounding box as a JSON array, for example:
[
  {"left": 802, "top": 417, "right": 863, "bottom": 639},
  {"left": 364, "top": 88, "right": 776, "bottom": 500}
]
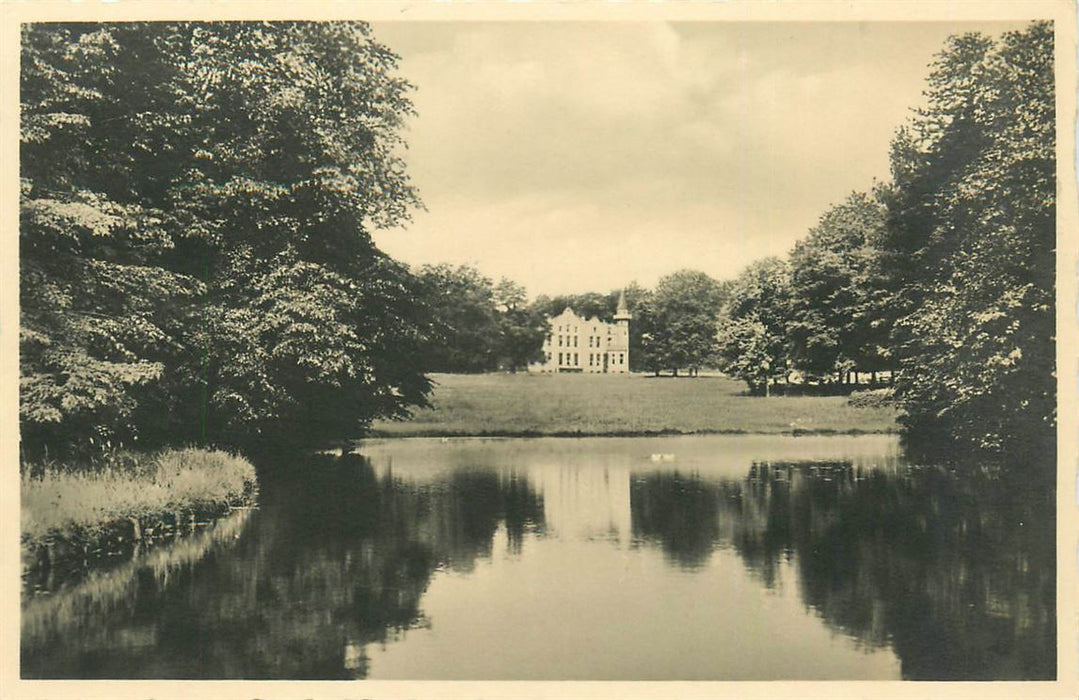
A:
[{"left": 21, "top": 435, "right": 1055, "bottom": 680}]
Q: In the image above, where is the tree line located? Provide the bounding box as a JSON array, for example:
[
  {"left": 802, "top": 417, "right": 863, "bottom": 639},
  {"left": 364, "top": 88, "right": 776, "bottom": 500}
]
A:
[
  {"left": 412, "top": 265, "right": 549, "bottom": 374},
  {"left": 426, "top": 22, "right": 1055, "bottom": 459},
  {"left": 412, "top": 267, "right": 730, "bottom": 378},
  {"left": 717, "top": 22, "right": 1055, "bottom": 458},
  {"left": 20, "top": 21, "right": 1055, "bottom": 462}
]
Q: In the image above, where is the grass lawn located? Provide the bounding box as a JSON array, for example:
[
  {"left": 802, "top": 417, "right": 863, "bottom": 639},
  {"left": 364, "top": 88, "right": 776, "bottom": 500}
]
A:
[{"left": 371, "top": 372, "right": 899, "bottom": 437}]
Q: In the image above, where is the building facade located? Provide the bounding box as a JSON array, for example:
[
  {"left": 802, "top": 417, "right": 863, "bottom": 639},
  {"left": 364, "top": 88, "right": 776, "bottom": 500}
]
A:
[{"left": 529, "top": 291, "right": 631, "bottom": 373}]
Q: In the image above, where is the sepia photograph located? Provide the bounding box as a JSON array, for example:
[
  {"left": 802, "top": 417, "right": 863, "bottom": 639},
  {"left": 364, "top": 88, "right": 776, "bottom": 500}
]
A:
[{"left": 3, "top": 2, "right": 1076, "bottom": 698}]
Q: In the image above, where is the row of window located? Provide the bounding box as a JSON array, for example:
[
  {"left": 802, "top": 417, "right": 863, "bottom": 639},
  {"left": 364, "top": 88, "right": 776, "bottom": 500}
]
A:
[
  {"left": 553, "top": 334, "right": 620, "bottom": 348},
  {"left": 546, "top": 352, "right": 626, "bottom": 366},
  {"left": 555, "top": 325, "right": 622, "bottom": 336}
]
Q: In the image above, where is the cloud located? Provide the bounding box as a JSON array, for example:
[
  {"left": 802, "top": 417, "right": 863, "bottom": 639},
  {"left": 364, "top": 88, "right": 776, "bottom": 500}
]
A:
[{"left": 371, "top": 20, "right": 1030, "bottom": 296}]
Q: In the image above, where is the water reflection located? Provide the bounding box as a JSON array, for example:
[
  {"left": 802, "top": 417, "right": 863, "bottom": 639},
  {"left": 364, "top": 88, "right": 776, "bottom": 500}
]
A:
[
  {"left": 630, "top": 459, "right": 1054, "bottom": 679},
  {"left": 740, "top": 461, "right": 1055, "bottom": 680},
  {"left": 22, "top": 437, "right": 1054, "bottom": 680},
  {"left": 23, "top": 454, "right": 545, "bottom": 679},
  {"left": 631, "top": 472, "right": 727, "bottom": 569}
]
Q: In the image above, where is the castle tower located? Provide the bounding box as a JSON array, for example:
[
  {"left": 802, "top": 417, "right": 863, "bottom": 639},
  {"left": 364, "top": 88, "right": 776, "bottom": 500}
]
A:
[
  {"left": 614, "top": 289, "right": 631, "bottom": 325},
  {"left": 612, "top": 289, "right": 631, "bottom": 372}
]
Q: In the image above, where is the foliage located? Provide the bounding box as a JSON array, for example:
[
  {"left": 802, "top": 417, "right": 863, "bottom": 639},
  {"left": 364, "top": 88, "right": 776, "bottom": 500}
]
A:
[
  {"left": 847, "top": 388, "right": 895, "bottom": 409},
  {"left": 880, "top": 22, "right": 1055, "bottom": 457},
  {"left": 787, "top": 192, "right": 891, "bottom": 381},
  {"left": 20, "top": 22, "right": 431, "bottom": 454},
  {"left": 413, "top": 266, "right": 549, "bottom": 374},
  {"left": 711, "top": 22, "right": 1055, "bottom": 461},
  {"left": 715, "top": 257, "right": 792, "bottom": 394},
  {"left": 494, "top": 278, "right": 549, "bottom": 373},
  {"left": 620, "top": 282, "right": 652, "bottom": 371},
  {"left": 637, "top": 270, "right": 728, "bottom": 375},
  {"left": 414, "top": 263, "right": 501, "bottom": 373},
  {"left": 530, "top": 291, "right": 617, "bottom": 323}
]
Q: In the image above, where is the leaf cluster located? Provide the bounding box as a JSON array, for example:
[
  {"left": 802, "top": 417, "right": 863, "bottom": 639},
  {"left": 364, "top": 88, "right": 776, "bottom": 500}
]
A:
[{"left": 20, "top": 22, "right": 430, "bottom": 456}]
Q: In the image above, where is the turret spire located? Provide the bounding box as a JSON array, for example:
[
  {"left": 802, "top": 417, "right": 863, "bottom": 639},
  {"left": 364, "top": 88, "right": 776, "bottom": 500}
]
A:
[{"left": 615, "top": 289, "right": 630, "bottom": 321}]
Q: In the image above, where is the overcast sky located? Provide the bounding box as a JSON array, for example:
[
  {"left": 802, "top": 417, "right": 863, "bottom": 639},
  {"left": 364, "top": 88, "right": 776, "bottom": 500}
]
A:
[{"left": 370, "top": 21, "right": 1027, "bottom": 297}]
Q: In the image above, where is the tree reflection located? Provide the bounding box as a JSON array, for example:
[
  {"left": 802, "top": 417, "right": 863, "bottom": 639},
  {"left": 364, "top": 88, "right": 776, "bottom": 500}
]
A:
[
  {"left": 629, "top": 459, "right": 1055, "bottom": 680},
  {"left": 629, "top": 472, "right": 723, "bottom": 569},
  {"left": 763, "top": 462, "right": 1056, "bottom": 681},
  {"left": 22, "top": 452, "right": 545, "bottom": 679},
  {"left": 25, "top": 448, "right": 1053, "bottom": 681}
]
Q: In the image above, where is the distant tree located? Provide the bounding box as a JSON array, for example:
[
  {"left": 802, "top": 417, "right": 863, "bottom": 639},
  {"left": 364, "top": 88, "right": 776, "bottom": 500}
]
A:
[
  {"left": 621, "top": 281, "right": 652, "bottom": 372},
  {"left": 880, "top": 22, "right": 1055, "bottom": 457},
  {"left": 493, "top": 278, "right": 528, "bottom": 313},
  {"left": 531, "top": 291, "right": 613, "bottom": 322},
  {"left": 787, "top": 192, "right": 891, "bottom": 384},
  {"left": 715, "top": 257, "right": 792, "bottom": 394},
  {"left": 416, "top": 264, "right": 501, "bottom": 373},
  {"left": 493, "top": 278, "right": 548, "bottom": 373},
  {"left": 638, "top": 270, "right": 727, "bottom": 376},
  {"left": 20, "top": 22, "right": 432, "bottom": 453}
]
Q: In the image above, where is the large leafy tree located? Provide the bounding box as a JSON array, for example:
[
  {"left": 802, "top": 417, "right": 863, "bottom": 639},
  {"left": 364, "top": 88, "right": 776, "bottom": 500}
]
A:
[
  {"left": 881, "top": 22, "right": 1055, "bottom": 457},
  {"left": 493, "top": 278, "right": 548, "bottom": 373},
  {"left": 415, "top": 264, "right": 501, "bottom": 373},
  {"left": 637, "top": 270, "right": 727, "bottom": 376},
  {"left": 21, "top": 22, "right": 432, "bottom": 454},
  {"left": 787, "top": 191, "right": 892, "bottom": 383},
  {"left": 715, "top": 257, "right": 792, "bottom": 393},
  {"left": 21, "top": 24, "right": 204, "bottom": 452}
]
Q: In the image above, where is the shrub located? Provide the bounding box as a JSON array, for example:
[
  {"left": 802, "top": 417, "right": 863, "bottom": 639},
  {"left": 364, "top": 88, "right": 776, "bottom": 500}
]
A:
[{"left": 847, "top": 388, "right": 896, "bottom": 409}]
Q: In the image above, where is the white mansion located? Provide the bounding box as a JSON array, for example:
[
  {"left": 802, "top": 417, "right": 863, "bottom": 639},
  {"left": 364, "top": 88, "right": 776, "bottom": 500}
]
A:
[{"left": 529, "top": 290, "right": 631, "bottom": 373}]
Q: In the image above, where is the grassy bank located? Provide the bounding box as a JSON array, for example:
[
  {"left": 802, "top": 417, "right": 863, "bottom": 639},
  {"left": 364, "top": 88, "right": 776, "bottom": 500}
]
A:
[
  {"left": 21, "top": 448, "right": 258, "bottom": 563},
  {"left": 371, "top": 373, "right": 900, "bottom": 437}
]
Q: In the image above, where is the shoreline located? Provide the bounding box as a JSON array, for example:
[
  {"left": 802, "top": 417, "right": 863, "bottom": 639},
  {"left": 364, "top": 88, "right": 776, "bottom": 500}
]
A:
[
  {"left": 366, "top": 426, "right": 899, "bottom": 439},
  {"left": 21, "top": 502, "right": 257, "bottom": 594},
  {"left": 20, "top": 448, "right": 259, "bottom": 584}
]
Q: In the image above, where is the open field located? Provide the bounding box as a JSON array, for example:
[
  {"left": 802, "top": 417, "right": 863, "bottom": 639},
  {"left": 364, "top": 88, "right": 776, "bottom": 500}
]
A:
[{"left": 370, "top": 373, "right": 900, "bottom": 437}]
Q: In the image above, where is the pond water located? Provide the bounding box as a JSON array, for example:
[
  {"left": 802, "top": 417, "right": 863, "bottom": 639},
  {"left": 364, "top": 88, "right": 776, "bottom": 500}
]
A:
[{"left": 21, "top": 435, "right": 1055, "bottom": 680}]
